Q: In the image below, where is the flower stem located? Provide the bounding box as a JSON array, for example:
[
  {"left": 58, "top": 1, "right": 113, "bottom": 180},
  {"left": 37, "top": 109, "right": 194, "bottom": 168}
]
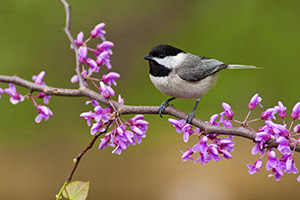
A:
[
  {"left": 244, "top": 110, "right": 252, "bottom": 122},
  {"left": 247, "top": 118, "right": 261, "bottom": 124},
  {"left": 289, "top": 119, "right": 295, "bottom": 132}
]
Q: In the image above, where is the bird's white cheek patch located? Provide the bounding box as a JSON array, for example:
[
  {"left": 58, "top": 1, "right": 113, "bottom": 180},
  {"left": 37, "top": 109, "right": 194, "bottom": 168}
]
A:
[
  {"left": 153, "top": 53, "right": 186, "bottom": 69},
  {"left": 172, "top": 53, "right": 186, "bottom": 67}
]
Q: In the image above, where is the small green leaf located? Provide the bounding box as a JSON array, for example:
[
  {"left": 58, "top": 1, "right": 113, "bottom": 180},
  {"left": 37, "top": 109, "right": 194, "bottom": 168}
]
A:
[{"left": 62, "top": 181, "right": 90, "bottom": 200}]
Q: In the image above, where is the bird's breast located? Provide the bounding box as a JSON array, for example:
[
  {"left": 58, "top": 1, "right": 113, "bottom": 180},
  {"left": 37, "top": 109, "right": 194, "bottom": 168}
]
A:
[{"left": 150, "top": 73, "right": 217, "bottom": 99}]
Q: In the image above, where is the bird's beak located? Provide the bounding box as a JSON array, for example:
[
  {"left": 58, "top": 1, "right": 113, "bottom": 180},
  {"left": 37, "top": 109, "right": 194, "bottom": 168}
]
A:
[{"left": 144, "top": 56, "right": 153, "bottom": 61}]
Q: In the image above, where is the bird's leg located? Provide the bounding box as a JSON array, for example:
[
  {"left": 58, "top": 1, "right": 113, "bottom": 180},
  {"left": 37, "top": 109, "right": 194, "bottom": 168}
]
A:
[
  {"left": 186, "top": 98, "right": 201, "bottom": 124},
  {"left": 158, "top": 97, "right": 176, "bottom": 118}
]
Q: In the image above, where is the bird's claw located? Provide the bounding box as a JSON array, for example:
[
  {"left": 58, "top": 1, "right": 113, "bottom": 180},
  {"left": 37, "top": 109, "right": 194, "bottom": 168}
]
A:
[
  {"left": 158, "top": 101, "right": 169, "bottom": 118},
  {"left": 186, "top": 112, "right": 195, "bottom": 124},
  {"left": 158, "top": 97, "right": 176, "bottom": 118}
]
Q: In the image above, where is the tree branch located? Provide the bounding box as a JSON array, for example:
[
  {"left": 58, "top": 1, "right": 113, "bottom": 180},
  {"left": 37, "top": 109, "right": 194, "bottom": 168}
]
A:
[
  {"left": 59, "top": 0, "right": 85, "bottom": 88},
  {"left": 0, "top": 74, "right": 299, "bottom": 152}
]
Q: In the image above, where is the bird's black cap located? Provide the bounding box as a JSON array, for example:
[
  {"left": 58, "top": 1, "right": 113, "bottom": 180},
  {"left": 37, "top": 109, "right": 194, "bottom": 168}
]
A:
[{"left": 147, "top": 44, "right": 184, "bottom": 59}]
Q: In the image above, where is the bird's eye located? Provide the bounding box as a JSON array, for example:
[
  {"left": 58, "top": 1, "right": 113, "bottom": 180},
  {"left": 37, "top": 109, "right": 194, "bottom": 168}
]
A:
[{"left": 159, "top": 54, "right": 164, "bottom": 58}]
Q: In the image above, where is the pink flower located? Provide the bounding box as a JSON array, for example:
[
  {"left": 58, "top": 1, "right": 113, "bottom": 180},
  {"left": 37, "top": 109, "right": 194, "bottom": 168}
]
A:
[
  {"left": 38, "top": 92, "right": 51, "bottom": 104},
  {"left": 248, "top": 93, "right": 263, "bottom": 110},
  {"left": 221, "top": 103, "right": 234, "bottom": 120},
  {"left": 291, "top": 102, "right": 300, "bottom": 119},
  {"left": 247, "top": 159, "right": 263, "bottom": 175},
  {"left": 32, "top": 71, "right": 51, "bottom": 104},
  {"left": 102, "top": 72, "right": 120, "bottom": 86},
  {"left": 90, "top": 122, "right": 105, "bottom": 135},
  {"left": 78, "top": 46, "right": 88, "bottom": 63},
  {"left": 90, "top": 23, "right": 106, "bottom": 40},
  {"left": 181, "top": 148, "right": 194, "bottom": 162},
  {"left": 118, "top": 95, "right": 124, "bottom": 104},
  {"left": 94, "top": 105, "right": 109, "bottom": 123},
  {"left": 75, "top": 32, "right": 84, "bottom": 46},
  {"left": 129, "top": 115, "right": 149, "bottom": 136},
  {"left": 32, "top": 71, "right": 46, "bottom": 85},
  {"left": 99, "top": 134, "right": 110, "bottom": 150},
  {"left": 182, "top": 124, "right": 194, "bottom": 143},
  {"left": 275, "top": 101, "right": 286, "bottom": 118},
  {"left": 208, "top": 114, "right": 219, "bottom": 126},
  {"left": 96, "top": 51, "right": 112, "bottom": 69},
  {"left": 80, "top": 111, "right": 94, "bottom": 126},
  {"left": 99, "top": 81, "right": 115, "bottom": 98},
  {"left": 0, "top": 88, "right": 4, "bottom": 98},
  {"left": 168, "top": 118, "right": 186, "bottom": 133},
  {"left": 286, "top": 156, "right": 298, "bottom": 174},
  {"left": 97, "top": 41, "right": 114, "bottom": 55},
  {"left": 85, "top": 99, "right": 99, "bottom": 107},
  {"left": 35, "top": 105, "right": 53, "bottom": 123},
  {"left": 4, "top": 83, "right": 25, "bottom": 104},
  {"left": 293, "top": 124, "right": 300, "bottom": 133},
  {"left": 87, "top": 58, "right": 99, "bottom": 75},
  {"left": 261, "top": 108, "right": 277, "bottom": 120}
]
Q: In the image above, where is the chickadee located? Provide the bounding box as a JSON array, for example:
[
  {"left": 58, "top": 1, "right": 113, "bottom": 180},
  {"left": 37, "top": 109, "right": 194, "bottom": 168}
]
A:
[{"left": 144, "top": 44, "right": 257, "bottom": 123}]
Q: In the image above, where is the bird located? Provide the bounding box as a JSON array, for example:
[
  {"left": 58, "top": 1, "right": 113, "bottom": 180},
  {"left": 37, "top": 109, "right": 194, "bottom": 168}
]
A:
[{"left": 144, "top": 44, "right": 257, "bottom": 123}]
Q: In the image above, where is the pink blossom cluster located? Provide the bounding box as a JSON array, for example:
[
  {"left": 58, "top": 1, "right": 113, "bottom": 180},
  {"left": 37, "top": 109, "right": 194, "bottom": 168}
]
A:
[
  {"left": 80, "top": 97, "right": 149, "bottom": 154},
  {"left": 70, "top": 23, "right": 119, "bottom": 99},
  {"left": 73, "top": 23, "right": 148, "bottom": 153},
  {"left": 169, "top": 115, "right": 234, "bottom": 164},
  {"left": 247, "top": 96, "right": 300, "bottom": 182},
  {"left": 0, "top": 71, "right": 53, "bottom": 123},
  {"left": 169, "top": 93, "right": 300, "bottom": 182}
]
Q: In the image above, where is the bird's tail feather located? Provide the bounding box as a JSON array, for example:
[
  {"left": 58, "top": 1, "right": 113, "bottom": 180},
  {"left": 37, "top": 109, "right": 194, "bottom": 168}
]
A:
[{"left": 227, "top": 64, "right": 260, "bottom": 69}]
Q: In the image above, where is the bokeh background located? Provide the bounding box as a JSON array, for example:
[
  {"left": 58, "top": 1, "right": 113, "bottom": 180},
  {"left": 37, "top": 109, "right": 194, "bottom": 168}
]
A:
[{"left": 1, "top": 0, "right": 300, "bottom": 199}]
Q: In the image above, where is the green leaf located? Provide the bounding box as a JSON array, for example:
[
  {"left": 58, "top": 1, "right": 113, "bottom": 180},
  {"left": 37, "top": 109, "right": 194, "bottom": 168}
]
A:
[{"left": 62, "top": 181, "right": 90, "bottom": 200}]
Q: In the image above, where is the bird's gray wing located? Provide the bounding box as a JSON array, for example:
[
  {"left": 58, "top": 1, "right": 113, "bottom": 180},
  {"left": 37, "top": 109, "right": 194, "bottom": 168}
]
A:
[{"left": 176, "top": 54, "right": 228, "bottom": 81}]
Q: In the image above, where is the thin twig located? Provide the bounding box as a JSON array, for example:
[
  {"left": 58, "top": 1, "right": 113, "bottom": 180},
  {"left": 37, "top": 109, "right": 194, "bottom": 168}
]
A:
[
  {"left": 55, "top": 120, "right": 113, "bottom": 200},
  {"left": 68, "top": 120, "right": 112, "bottom": 182},
  {"left": 59, "top": 0, "right": 85, "bottom": 88}
]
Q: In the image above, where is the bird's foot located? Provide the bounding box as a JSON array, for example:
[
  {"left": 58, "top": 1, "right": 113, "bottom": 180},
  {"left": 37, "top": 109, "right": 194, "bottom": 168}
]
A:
[
  {"left": 186, "top": 112, "right": 195, "bottom": 124},
  {"left": 186, "top": 99, "right": 200, "bottom": 124},
  {"left": 159, "top": 101, "right": 170, "bottom": 118},
  {"left": 158, "top": 97, "right": 175, "bottom": 118}
]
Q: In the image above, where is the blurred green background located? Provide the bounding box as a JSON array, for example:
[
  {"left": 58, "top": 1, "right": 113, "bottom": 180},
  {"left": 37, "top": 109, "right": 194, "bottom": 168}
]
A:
[{"left": 1, "top": 0, "right": 300, "bottom": 199}]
